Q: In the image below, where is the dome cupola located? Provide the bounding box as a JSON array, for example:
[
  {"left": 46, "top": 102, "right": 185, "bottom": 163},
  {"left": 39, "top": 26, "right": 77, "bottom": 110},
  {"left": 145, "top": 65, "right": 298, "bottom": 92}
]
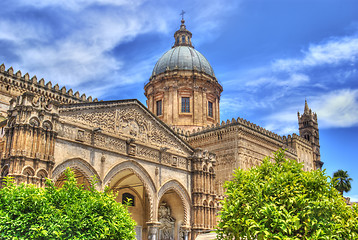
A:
[{"left": 144, "top": 16, "right": 223, "bottom": 130}]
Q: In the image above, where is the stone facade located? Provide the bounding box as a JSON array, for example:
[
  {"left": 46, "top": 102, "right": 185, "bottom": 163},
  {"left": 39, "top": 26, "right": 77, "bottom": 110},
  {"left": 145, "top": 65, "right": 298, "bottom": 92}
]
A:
[{"left": 0, "top": 19, "right": 322, "bottom": 240}]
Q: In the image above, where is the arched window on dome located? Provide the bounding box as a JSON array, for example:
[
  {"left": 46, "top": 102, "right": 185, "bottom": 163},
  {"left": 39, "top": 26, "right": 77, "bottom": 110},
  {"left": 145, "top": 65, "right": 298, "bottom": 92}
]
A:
[
  {"left": 176, "top": 37, "right": 179, "bottom": 45},
  {"left": 182, "top": 36, "right": 186, "bottom": 44}
]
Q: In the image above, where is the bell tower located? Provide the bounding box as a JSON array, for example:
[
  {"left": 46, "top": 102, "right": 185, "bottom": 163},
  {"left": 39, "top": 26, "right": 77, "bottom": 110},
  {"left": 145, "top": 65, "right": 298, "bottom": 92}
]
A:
[{"left": 298, "top": 100, "right": 323, "bottom": 169}]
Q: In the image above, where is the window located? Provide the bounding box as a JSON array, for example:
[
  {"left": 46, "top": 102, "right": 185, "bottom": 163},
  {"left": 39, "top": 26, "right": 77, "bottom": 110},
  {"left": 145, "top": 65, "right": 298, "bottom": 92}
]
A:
[
  {"left": 156, "top": 100, "right": 162, "bottom": 116},
  {"left": 208, "top": 101, "right": 213, "bottom": 117},
  {"left": 181, "top": 97, "right": 190, "bottom": 112},
  {"left": 122, "top": 193, "right": 135, "bottom": 206},
  {"left": 176, "top": 37, "right": 179, "bottom": 44},
  {"left": 182, "top": 36, "right": 186, "bottom": 44}
]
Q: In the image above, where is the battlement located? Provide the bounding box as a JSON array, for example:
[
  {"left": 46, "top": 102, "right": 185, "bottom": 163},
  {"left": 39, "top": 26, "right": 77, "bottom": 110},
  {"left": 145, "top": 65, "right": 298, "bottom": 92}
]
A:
[
  {"left": 283, "top": 133, "right": 312, "bottom": 146},
  {"left": 182, "top": 117, "right": 283, "bottom": 141},
  {"left": 0, "top": 63, "right": 98, "bottom": 104}
]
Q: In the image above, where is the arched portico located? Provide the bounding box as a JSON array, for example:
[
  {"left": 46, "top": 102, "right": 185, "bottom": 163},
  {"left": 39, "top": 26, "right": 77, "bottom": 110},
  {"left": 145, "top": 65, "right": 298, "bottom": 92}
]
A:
[{"left": 104, "top": 160, "right": 157, "bottom": 240}]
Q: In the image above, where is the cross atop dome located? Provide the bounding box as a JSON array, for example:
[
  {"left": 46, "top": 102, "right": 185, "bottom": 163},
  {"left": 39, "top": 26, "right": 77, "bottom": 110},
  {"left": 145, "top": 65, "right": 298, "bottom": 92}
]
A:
[{"left": 173, "top": 11, "right": 193, "bottom": 48}]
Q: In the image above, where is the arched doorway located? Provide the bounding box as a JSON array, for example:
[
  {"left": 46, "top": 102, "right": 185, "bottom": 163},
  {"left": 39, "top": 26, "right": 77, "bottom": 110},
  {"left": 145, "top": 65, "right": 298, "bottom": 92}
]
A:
[
  {"left": 107, "top": 169, "right": 151, "bottom": 240},
  {"left": 51, "top": 158, "right": 101, "bottom": 190},
  {"left": 158, "top": 181, "right": 191, "bottom": 240},
  {"left": 104, "top": 161, "right": 156, "bottom": 240}
]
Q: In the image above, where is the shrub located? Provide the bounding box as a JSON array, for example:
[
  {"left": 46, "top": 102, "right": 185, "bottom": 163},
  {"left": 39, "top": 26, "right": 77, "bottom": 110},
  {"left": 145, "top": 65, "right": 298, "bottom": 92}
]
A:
[
  {"left": 217, "top": 149, "right": 357, "bottom": 239},
  {"left": 0, "top": 168, "right": 136, "bottom": 240}
]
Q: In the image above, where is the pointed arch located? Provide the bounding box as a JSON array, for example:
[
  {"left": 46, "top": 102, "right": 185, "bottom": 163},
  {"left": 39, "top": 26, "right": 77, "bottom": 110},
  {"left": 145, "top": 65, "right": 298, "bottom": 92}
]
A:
[
  {"left": 103, "top": 160, "right": 157, "bottom": 221},
  {"left": 1, "top": 164, "right": 9, "bottom": 177},
  {"left": 158, "top": 180, "right": 191, "bottom": 226},
  {"left": 22, "top": 165, "right": 35, "bottom": 175},
  {"left": 52, "top": 158, "right": 101, "bottom": 188}
]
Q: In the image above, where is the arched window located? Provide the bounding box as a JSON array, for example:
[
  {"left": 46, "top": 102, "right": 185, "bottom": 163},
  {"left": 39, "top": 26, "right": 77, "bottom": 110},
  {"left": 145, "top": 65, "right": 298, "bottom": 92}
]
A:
[
  {"left": 176, "top": 37, "right": 179, "bottom": 44},
  {"left": 122, "top": 192, "right": 135, "bottom": 206},
  {"left": 182, "top": 36, "right": 186, "bottom": 44}
]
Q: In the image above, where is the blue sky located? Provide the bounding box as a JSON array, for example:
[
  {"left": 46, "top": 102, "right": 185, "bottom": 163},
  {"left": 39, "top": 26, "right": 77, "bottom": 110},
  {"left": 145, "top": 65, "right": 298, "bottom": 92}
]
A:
[{"left": 1, "top": 0, "right": 358, "bottom": 199}]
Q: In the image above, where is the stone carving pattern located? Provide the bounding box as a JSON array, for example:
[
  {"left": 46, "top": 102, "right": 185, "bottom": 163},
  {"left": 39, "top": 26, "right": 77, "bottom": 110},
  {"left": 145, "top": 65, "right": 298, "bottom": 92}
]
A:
[
  {"left": 137, "top": 145, "right": 159, "bottom": 161},
  {"left": 117, "top": 108, "right": 185, "bottom": 154},
  {"left": 63, "top": 111, "right": 115, "bottom": 132},
  {"left": 94, "top": 134, "right": 126, "bottom": 153}
]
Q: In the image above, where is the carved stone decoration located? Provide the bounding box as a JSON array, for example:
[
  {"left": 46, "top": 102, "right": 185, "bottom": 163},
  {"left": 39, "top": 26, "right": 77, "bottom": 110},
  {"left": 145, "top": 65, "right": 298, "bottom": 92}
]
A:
[
  {"left": 29, "top": 117, "right": 40, "bottom": 127},
  {"left": 117, "top": 108, "right": 149, "bottom": 142},
  {"left": 127, "top": 143, "right": 137, "bottom": 156},
  {"left": 158, "top": 202, "right": 175, "bottom": 240},
  {"left": 62, "top": 110, "right": 116, "bottom": 132},
  {"left": 76, "top": 130, "right": 85, "bottom": 142}
]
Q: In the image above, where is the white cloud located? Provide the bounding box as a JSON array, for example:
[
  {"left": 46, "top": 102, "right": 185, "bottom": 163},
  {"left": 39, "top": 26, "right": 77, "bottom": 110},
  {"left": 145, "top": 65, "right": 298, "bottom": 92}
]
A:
[
  {"left": 246, "top": 73, "right": 309, "bottom": 88},
  {"left": 2, "top": 0, "right": 239, "bottom": 99},
  {"left": 311, "top": 89, "right": 358, "bottom": 128},
  {"left": 262, "top": 89, "right": 358, "bottom": 135},
  {"left": 272, "top": 36, "right": 358, "bottom": 72},
  {"left": 15, "top": 0, "right": 143, "bottom": 11}
]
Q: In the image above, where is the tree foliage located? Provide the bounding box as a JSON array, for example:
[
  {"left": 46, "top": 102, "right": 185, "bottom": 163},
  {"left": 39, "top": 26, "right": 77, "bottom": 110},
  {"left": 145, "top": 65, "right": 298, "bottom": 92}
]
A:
[
  {"left": 333, "top": 169, "right": 352, "bottom": 195},
  {"left": 0, "top": 168, "right": 136, "bottom": 240},
  {"left": 217, "top": 149, "right": 357, "bottom": 240}
]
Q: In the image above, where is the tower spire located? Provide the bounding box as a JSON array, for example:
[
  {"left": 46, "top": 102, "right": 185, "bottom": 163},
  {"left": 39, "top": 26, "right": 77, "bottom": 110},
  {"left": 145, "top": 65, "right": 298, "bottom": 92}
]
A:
[
  {"left": 173, "top": 11, "right": 193, "bottom": 48},
  {"left": 304, "top": 99, "right": 309, "bottom": 114}
]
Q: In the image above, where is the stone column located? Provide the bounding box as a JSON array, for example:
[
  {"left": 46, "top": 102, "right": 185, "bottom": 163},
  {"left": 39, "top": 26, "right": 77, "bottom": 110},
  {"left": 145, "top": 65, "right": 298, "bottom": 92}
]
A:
[{"left": 147, "top": 222, "right": 160, "bottom": 240}]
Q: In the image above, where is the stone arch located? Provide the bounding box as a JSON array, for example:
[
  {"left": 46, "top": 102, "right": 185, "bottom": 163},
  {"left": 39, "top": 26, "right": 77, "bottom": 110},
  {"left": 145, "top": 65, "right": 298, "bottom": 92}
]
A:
[
  {"left": 36, "top": 168, "right": 48, "bottom": 187},
  {"left": 158, "top": 180, "right": 191, "bottom": 226},
  {"left": 22, "top": 165, "right": 35, "bottom": 175},
  {"left": 22, "top": 166, "right": 35, "bottom": 184},
  {"left": 103, "top": 160, "right": 157, "bottom": 221},
  {"left": 52, "top": 158, "right": 101, "bottom": 188},
  {"left": 36, "top": 168, "right": 48, "bottom": 178},
  {"left": 1, "top": 164, "right": 9, "bottom": 177}
]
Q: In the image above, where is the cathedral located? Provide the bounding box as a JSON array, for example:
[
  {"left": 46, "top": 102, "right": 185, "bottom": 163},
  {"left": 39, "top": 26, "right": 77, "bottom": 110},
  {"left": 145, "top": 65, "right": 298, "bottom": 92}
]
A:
[{"left": 0, "top": 18, "right": 322, "bottom": 240}]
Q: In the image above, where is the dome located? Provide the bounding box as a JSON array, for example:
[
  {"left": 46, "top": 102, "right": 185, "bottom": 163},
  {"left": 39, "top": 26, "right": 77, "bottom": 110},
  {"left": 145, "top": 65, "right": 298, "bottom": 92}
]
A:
[{"left": 151, "top": 46, "right": 215, "bottom": 77}]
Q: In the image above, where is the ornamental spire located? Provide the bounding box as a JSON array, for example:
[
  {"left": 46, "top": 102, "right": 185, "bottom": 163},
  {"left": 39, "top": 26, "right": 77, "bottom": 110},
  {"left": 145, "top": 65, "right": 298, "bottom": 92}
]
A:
[
  {"left": 173, "top": 11, "right": 193, "bottom": 48},
  {"left": 304, "top": 99, "right": 309, "bottom": 114}
]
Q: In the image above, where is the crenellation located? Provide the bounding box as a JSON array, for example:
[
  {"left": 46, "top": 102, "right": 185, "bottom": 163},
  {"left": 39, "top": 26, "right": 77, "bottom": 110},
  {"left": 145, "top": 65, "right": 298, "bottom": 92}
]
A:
[
  {"left": 53, "top": 84, "right": 60, "bottom": 91},
  {"left": 46, "top": 81, "right": 52, "bottom": 89},
  {"left": 87, "top": 96, "right": 92, "bottom": 102},
  {"left": 16, "top": 70, "right": 21, "bottom": 78},
  {"left": 61, "top": 86, "right": 66, "bottom": 94},
  {"left": 74, "top": 91, "right": 80, "bottom": 99},
  {"left": 24, "top": 73, "right": 30, "bottom": 81},
  {"left": 81, "top": 94, "right": 86, "bottom": 101},
  {"left": 31, "top": 75, "right": 37, "bottom": 84},
  {"left": 7, "top": 67, "right": 14, "bottom": 76},
  {"left": 39, "top": 78, "right": 45, "bottom": 86},
  {"left": 0, "top": 63, "right": 5, "bottom": 72},
  {"left": 67, "top": 88, "right": 73, "bottom": 96}
]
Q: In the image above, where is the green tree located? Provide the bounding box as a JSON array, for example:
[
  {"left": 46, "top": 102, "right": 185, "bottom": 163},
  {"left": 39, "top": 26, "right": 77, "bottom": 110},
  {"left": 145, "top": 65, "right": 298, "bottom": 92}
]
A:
[
  {"left": 333, "top": 169, "right": 353, "bottom": 195},
  {"left": 0, "top": 168, "right": 136, "bottom": 240},
  {"left": 216, "top": 149, "right": 357, "bottom": 240}
]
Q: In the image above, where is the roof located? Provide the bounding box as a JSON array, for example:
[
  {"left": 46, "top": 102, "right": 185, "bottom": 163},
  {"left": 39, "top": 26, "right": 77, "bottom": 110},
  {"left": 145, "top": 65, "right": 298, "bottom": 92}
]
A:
[{"left": 151, "top": 46, "right": 215, "bottom": 77}]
